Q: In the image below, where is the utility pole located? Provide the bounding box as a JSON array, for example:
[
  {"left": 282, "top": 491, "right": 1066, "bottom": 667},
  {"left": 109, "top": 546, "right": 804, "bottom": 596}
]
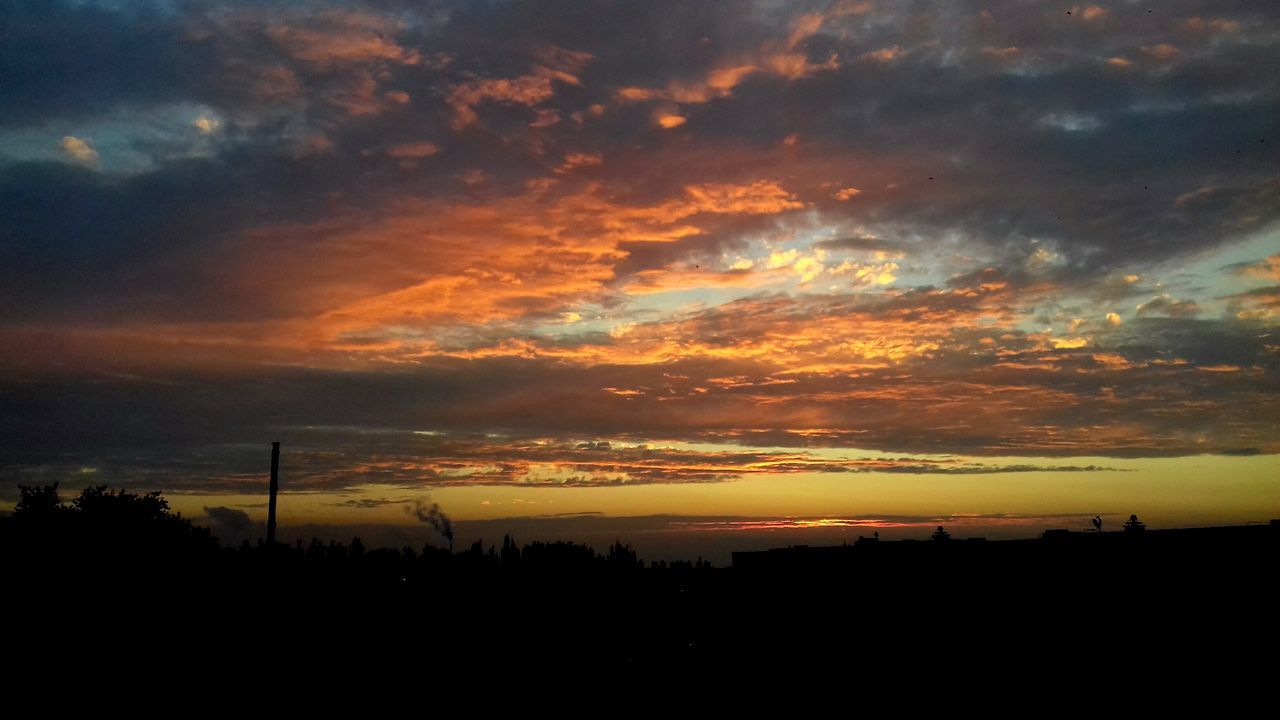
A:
[{"left": 267, "top": 441, "right": 280, "bottom": 544}]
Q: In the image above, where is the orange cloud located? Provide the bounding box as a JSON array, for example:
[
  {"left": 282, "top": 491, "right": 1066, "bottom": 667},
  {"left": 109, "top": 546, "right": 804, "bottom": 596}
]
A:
[
  {"left": 1070, "top": 5, "right": 1109, "bottom": 21},
  {"left": 680, "top": 180, "right": 803, "bottom": 216},
  {"left": 830, "top": 260, "right": 898, "bottom": 286},
  {"left": 60, "top": 136, "right": 98, "bottom": 164},
  {"left": 620, "top": 267, "right": 773, "bottom": 296},
  {"left": 447, "top": 75, "right": 556, "bottom": 129},
  {"left": 98, "top": 178, "right": 805, "bottom": 355},
  {"left": 614, "top": 5, "right": 858, "bottom": 108},
  {"left": 622, "top": 67, "right": 758, "bottom": 106},
  {"left": 385, "top": 141, "right": 440, "bottom": 158},
  {"left": 1238, "top": 254, "right": 1280, "bottom": 282},
  {"left": 1142, "top": 44, "right": 1180, "bottom": 62},
  {"left": 193, "top": 116, "right": 221, "bottom": 133},
  {"left": 861, "top": 46, "right": 903, "bottom": 63},
  {"left": 656, "top": 114, "right": 687, "bottom": 129},
  {"left": 528, "top": 108, "right": 561, "bottom": 128},
  {"left": 786, "top": 13, "right": 827, "bottom": 50},
  {"left": 264, "top": 12, "right": 420, "bottom": 68},
  {"left": 1182, "top": 17, "right": 1241, "bottom": 33},
  {"left": 192, "top": 8, "right": 422, "bottom": 119},
  {"left": 484, "top": 275, "right": 1039, "bottom": 368},
  {"left": 555, "top": 152, "right": 603, "bottom": 174},
  {"left": 532, "top": 45, "right": 595, "bottom": 86}
]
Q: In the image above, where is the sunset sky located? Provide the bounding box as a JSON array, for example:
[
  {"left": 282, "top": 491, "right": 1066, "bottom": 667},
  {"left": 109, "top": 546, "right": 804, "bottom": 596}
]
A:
[{"left": 2, "top": 0, "right": 1278, "bottom": 560}]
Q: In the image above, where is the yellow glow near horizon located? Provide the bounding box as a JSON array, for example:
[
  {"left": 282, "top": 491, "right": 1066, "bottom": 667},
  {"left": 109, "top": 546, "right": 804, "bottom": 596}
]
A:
[{"left": 157, "top": 453, "right": 1280, "bottom": 534}]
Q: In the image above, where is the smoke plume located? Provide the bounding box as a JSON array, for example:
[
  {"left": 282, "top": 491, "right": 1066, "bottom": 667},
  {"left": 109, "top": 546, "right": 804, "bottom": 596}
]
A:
[{"left": 408, "top": 500, "right": 454, "bottom": 546}]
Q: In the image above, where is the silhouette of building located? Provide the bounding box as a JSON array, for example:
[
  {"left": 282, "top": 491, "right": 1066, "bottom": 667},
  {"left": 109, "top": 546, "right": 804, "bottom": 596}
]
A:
[{"left": 1124, "top": 514, "right": 1146, "bottom": 534}]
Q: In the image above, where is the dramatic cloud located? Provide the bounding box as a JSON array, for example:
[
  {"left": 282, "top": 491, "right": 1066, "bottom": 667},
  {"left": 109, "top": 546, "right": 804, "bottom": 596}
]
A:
[
  {"left": 447, "top": 75, "right": 556, "bottom": 129},
  {"left": 2, "top": 0, "right": 1278, "bottom": 520},
  {"left": 0, "top": 426, "right": 1134, "bottom": 498},
  {"left": 1136, "top": 294, "right": 1202, "bottom": 318},
  {"left": 1234, "top": 254, "right": 1280, "bottom": 281}
]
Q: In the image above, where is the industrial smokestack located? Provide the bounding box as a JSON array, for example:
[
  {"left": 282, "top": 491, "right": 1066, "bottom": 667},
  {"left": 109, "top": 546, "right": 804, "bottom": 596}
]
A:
[{"left": 267, "top": 441, "right": 280, "bottom": 544}]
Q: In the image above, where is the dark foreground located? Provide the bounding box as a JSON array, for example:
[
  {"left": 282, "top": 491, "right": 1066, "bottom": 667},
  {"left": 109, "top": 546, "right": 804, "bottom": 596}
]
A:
[{"left": 4, "top": 488, "right": 1277, "bottom": 679}]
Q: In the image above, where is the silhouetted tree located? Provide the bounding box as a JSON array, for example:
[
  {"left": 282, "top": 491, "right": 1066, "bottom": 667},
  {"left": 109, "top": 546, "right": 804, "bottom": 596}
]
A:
[
  {"left": 14, "top": 483, "right": 63, "bottom": 515},
  {"left": 72, "top": 485, "right": 178, "bottom": 523},
  {"left": 3, "top": 483, "right": 218, "bottom": 593},
  {"left": 501, "top": 534, "right": 520, "bottom": 565},
  {"left": 607, "top": 540, "right": 641, "bottom": 569},
  {"left": 11, "top": 483, "right": 212, "bottom": 549}
]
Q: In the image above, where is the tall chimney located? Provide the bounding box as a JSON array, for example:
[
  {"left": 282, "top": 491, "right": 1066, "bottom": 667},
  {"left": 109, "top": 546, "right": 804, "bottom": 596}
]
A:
[{"left": 267, "top": 441, "right": 280, "bottom": 544}]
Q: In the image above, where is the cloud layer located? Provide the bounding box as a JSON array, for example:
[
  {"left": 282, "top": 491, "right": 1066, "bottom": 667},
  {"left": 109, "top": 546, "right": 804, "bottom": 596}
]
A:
[{"left": 2, "top": 1, "right": 1278, "bottom": 496}]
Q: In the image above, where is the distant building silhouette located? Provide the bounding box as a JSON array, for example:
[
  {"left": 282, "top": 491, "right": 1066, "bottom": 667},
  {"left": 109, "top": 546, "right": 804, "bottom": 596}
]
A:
[{"left": 1124, "top": 514, "right": 1146, "bottom": 534}]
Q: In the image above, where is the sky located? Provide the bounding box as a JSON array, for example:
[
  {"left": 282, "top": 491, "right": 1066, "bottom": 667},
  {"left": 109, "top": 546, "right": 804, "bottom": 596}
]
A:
[{"left": 2, "top": 0, "right": 1278, "bottom": 562}]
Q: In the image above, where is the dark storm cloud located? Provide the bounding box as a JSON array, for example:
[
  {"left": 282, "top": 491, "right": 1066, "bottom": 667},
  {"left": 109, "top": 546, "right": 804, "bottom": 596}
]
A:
[
  {"left": 816, "top": 235, "right": 911, "bottom": 255},
  {"left": 0, "top": 1, "right": 197, "bottom": 126},
  {"left": 1095, "top": 316, "right": 1275, "bottom": 365},
  {"left": 0, "top": 157, "right": 325, "bottom": 322}
]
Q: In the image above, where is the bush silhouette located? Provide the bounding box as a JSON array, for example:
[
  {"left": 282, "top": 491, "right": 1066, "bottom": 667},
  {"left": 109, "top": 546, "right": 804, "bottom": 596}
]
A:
[{"left": 6, "top": 484, "right": 217, "bottom": 568}]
